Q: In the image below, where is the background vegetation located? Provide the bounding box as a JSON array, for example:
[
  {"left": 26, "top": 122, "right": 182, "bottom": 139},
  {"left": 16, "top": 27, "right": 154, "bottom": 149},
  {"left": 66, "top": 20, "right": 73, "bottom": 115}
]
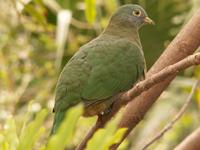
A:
[{"left": 0, "top": 0, "right": 200, "bottom": 149}]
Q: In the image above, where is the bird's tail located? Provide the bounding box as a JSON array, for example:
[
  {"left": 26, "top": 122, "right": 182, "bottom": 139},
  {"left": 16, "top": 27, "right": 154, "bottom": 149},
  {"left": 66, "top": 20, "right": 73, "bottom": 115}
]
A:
[{"left": 50, "top": 110, "right": 66, "bottom": 135}]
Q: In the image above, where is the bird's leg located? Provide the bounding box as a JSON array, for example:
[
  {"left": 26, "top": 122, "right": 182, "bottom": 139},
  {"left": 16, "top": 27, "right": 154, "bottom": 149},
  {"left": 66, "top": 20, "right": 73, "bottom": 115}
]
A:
[{"left": 100, "top": 103, "right": 114, "bottom": 116}]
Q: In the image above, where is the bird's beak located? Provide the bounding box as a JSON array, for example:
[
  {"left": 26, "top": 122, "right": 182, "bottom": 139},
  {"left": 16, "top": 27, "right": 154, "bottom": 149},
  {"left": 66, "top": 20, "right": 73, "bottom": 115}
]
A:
[{"left": 144, "top": 17, "right": 155, "bottom": 25}]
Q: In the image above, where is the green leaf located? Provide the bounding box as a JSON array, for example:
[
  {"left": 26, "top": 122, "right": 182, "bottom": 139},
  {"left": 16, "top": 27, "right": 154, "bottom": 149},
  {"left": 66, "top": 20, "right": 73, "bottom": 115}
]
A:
[
  {"left": 24, "top": 3, "right": 47, "bottom": 25},
  {"left": 17, "top": 109, "right": 48, "bottom": 150},
  {"left": 102, "top": 128, "right": 127, "bottom": 150},
  {"left": 86, "top": 128, "right": 127, "bottom": 150},
  {"left": 1, "top": 117, "right": 19, "bottom": 150},
  {"left": 45, "top": 104, "right": 83, "bottom": 150},
  {"left": 84, "top": 0, "right": 96, "bottom": 23},
  {"left": 56, "top": 0, "right": 76, "bottom": 9},
  {"left": 20, "top": 102, "right": 34, "bottom": 136},
  {"left": 86, "top": 113, "right": 127, "bottom": 150}
]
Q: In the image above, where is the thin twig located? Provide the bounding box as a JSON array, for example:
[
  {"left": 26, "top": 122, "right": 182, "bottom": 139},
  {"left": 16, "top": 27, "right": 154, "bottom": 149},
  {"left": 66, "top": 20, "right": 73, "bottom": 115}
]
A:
[
  {"left": 141, "top": 76, "right": 200, "bottom": 150},
  {"left": 71, "top": 18, "right": 93, "bottom": 29}
]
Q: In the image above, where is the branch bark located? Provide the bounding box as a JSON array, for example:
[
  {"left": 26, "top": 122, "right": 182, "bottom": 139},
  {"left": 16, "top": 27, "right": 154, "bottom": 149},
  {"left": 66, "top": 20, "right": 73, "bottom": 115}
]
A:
[
  {"left": 76, "top": 9, "right": 200, "bottom": 150},
  {"left": 175, "top": 127, "right": 200, "bottom": 150}
]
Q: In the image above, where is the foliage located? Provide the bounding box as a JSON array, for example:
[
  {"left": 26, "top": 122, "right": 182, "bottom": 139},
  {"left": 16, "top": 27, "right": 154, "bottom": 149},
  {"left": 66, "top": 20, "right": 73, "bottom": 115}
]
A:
[
  {"left": 86, "top": 114, "right": 128, "bottom": 150},
  {"left": 0, "top": 104, "right": 128, "bottom": 150},
  {"left": 0, "top": 103, "right": 48, "bottom": 150},
  {"left": 84, "top": 0, "right": 96, "bottom": 23},
  {"left": 45, "top": 104, "right": 83, "bottom": 150},
  {"left": 0, "top": 0, "right": 200, "bottom": 150}
]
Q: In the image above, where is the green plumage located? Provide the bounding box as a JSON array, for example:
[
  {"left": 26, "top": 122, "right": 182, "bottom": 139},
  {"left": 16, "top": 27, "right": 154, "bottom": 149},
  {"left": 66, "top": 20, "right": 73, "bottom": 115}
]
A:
[{"left": 51, "top": 4, "right": 153, "bottom": 134}]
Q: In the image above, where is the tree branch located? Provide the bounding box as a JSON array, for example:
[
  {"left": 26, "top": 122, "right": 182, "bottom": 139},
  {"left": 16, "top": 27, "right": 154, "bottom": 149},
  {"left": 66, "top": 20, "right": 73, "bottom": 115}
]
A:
[
  {"left": 141, "top": 76, "right": 200, "bottom": 150},
  {"left": 76, "top": 9, "right": 200, "bottom": 150},
  {"left": 175, "top": 127, "right": 200, "bottom": 150}
]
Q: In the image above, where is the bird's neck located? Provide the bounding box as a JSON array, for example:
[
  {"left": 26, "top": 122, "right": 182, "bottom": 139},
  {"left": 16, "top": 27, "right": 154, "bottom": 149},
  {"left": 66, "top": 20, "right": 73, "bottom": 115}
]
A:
[{"left": 103, "top": 22, "right": 142, "bottom": 48}]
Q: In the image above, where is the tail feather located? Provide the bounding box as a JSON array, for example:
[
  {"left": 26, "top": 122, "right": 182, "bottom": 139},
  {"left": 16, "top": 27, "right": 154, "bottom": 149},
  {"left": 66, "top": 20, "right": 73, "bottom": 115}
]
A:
[{"left": 51, "top": 111, "right": 66, "bottom": 135}]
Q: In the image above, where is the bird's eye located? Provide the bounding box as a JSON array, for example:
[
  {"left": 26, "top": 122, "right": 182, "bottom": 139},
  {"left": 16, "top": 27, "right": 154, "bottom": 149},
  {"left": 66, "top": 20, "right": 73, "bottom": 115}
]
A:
[{"left": 133, "top": 10, "right": 141, "bottom": 17}]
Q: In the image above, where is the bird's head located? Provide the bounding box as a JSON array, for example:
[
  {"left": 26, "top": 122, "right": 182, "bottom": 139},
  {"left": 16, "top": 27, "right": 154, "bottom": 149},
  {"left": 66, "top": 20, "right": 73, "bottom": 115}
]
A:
[{"left": 110, "top": 4, "right": 154, "bottom": 29}]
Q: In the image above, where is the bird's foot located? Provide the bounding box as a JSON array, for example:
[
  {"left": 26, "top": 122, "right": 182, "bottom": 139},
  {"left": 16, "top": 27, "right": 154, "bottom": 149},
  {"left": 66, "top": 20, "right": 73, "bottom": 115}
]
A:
[{"left": 100, "top": 103, "right": 114, "bottom": 116}]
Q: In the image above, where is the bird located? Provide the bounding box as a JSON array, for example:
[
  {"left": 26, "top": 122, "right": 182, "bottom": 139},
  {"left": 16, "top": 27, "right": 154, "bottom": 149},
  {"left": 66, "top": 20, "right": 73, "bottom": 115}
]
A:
[{"left": 51, "top": 4, "right": 154, "bottom": 134}]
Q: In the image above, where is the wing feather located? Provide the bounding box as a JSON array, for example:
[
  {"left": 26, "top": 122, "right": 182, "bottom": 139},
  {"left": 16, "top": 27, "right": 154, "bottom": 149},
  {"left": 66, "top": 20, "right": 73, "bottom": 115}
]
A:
[{"left": 81, "top": 39, "right": 145, "bottom": 101}]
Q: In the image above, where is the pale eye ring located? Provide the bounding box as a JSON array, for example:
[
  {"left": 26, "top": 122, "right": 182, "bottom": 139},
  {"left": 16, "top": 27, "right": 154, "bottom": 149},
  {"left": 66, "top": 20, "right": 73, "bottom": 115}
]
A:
[{"left": 133, "top": 10, "right": 141, "bottom": 16}]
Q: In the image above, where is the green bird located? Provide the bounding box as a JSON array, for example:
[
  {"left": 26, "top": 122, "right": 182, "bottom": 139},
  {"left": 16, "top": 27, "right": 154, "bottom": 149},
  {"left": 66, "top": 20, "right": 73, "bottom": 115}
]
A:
[{"left": 51, "top": 4, "right": 154, "bottom": 134}]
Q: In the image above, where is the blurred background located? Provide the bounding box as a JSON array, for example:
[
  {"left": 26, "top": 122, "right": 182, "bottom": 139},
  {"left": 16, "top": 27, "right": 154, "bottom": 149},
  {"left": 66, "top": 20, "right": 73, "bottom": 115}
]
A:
[{"left": 0, "top": 0, "right": 200, "bottom": 150}]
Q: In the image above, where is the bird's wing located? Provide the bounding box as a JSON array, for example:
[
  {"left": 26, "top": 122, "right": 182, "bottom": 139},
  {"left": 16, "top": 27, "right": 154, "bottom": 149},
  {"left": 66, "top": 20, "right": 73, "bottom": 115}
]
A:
[{"left": 81, "top": 39, "right": 145, "bottom": 101}]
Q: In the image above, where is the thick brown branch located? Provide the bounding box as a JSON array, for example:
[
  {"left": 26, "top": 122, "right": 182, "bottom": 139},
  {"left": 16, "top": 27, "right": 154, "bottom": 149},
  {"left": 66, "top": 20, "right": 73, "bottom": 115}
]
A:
[
  {"left": 175, "top": 127, "right": 200, "bottom": 150},
  {"left": 77, "top": 10, "right": 200, "bottom": 150},
  {"left": 141, "top": 77, "right": 200, "bottom": 150}
]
